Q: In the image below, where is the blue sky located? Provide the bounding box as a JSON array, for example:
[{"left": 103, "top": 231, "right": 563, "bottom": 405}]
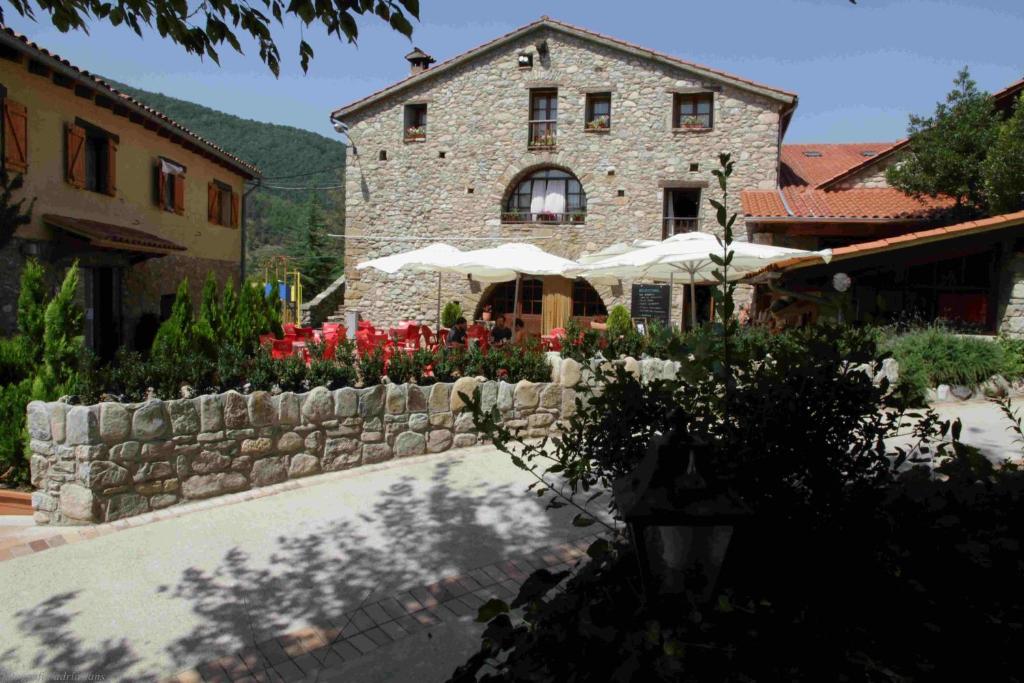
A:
[{"left": 5, "top": 0, "right": 1022, "bottom": 143}]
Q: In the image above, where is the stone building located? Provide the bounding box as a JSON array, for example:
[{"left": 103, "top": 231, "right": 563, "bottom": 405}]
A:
[
  {"left": 331, "top": 17, "right": 797, "bottom": 333},
  {"left": 741, "top": 78, "right": 1024, "bottom": 333},
  {"left": 0, "top": 28, "right": 258, "bottom": 357}
]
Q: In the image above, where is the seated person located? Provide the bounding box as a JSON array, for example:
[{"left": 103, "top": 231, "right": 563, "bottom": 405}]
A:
[
  {"left": 446, "top": 316, "right": 469, "bottom": 348},
  {"left": 590, "top": 313, "right": 608, "bottom": 331},
  {"left": 490, "top": 315, "right": 512, "bottom": 345},
  {"left": 512, "top": 318, "right": 528, "bottom": 346}
]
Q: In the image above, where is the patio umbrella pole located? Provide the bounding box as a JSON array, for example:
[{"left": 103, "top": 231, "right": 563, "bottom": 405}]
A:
[
  {"left": 512, "top": 274, "right": 521, "bottom": 327},
  {"left": 669, "top": 272, "right": 674, "bottom": 331},
  {"left": 690, "top": 270, "right": 697, "bottom": 330},
  {"left": 436, "top": 272, "right": 442, "bottom": 334}
]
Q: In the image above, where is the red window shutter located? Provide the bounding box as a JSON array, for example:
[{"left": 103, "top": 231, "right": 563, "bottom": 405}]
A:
[
  {"left": 156, "top": 164, "right": 166, "bottom": 208},
  {"left": 208, "top": 182, "right": 219, "bottom": 224},
  {"left": 173, "top": 174, "right": 185, "bottom": 215},
  {"left": 65, "top": 124, "right": 85, "bottom": 188},
  {"left": 104, "top": 138, "right": 117, "bottom": 196},
  {"left": 230, "top": 191, "right": 240, "bottom": 228},
  {"left": 3, "top": 100, "right": 28, "bottom": 174}
]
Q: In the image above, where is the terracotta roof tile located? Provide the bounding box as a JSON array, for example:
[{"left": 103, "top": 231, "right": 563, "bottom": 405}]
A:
[
  {"left": 741, "top": 187, "right": 954, "bottom": 220},
  {"left": 749, "top": 210, "right": 1024, "bottom": 276},
  {"left": 0, "top": 27, "right": 259, "bottom": 177},
  {"left": 780, "top": 142, "right": 899, "bottom": 187}
]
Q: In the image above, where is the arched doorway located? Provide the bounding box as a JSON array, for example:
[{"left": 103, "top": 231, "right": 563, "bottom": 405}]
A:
[{"left": 475, "top": 277, "right": 606, "bottom": 336}]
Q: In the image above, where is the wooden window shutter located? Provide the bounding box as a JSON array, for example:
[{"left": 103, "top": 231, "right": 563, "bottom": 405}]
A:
[
  {"left": 230, "top": 191, "right": 240, "bottom": 228},
  {"left": 208, "top": 182, "right": 220, "bottom": 224},
  {"left": 3, "top": 100, "right": 28, "bottom": 174},
  {"left": 104, "top": 138, "right": 117, "bottom": 196},
  {"left": 65, "top": 124, "right": 86, "bottom": 188},
  {"left": 156, "top": 164, "right": 166, "bottom": 208},
  {"left": 173, "top": 174, "right": 185, "bottom": 215}
]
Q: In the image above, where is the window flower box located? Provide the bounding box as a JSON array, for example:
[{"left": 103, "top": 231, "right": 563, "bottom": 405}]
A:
[
  {"left": 404, "top": 126, "right": 426, "bottom": 141},
  {"left": 585, "top": 115, "right": 610, "bottom": 131}
]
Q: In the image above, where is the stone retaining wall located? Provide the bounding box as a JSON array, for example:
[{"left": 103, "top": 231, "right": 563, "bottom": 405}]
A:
[{"left": 26, "top": 354, "right": 686, "bottom": 525}]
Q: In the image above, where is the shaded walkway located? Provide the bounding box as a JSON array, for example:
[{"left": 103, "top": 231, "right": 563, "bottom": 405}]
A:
[{"left": 0, "top": 445, "right": 599, "bottom": 682}]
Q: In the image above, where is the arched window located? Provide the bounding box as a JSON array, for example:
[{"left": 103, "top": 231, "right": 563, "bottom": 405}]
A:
[{"left": 503, "top": 168, "right": 586, "bottom": 224}]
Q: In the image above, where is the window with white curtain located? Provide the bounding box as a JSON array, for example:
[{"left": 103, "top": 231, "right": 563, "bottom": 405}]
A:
[{"left": 503, "top": 168, "right": 586, "bottom": 223}]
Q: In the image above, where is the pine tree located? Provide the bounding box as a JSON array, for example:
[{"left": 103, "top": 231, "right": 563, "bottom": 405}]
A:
[
  {"left": 16, "top": 258, "right": 47, "bottom": 364},
  {"left": 291, "top": 195, "right": 340, "bottom": 295},
  {"left": 151, "top": 279, "right": 195, "bottom": 361},
  {"left": 32, "top": 263, "right": 83, "bottom": 398}
]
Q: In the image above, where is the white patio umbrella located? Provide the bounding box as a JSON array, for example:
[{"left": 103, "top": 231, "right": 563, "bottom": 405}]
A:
[
  {"left": 571, "top": 232, "right": 829, "bottom": 328},
  {"left": 450, "top": 243, "right": 581, "bottom": 323},
  {"left": 356, "top": 243, "right": 467, "bottom": 331}
]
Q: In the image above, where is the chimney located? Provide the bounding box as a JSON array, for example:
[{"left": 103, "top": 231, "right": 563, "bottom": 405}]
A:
[{"left": 405, "top": 47, "right": 435, "bottom": 75}]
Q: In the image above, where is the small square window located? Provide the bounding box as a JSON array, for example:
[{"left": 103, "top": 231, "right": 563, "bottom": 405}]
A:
[
  {"left": 403, "top": 104, "right": 427, "bottom": 141},
  {"left": 518, "top": 53, "right": 533, "bottom": 68},
  {"left": 689, "top": 163, "right": 700, "bottom": 172},
  {"left": 379, "top": 150, "right": 388, "bottom": 161},
  {"left": 585, "top": 92, "right": 611, "bottom": 131},
  {"left": 438, "top": 151, "right": 446, "bottom": 159},
  {"left": 466, "top": 187, "right": 474, "bottom": 194},
  {"left": 617, "top": 189, "right": 625, "bottom": 197},
  {"left": 673, "top": 93, "right": 713, "bottom": 129}
]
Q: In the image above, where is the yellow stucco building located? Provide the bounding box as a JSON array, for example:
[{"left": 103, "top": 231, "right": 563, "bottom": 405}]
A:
[{"left": 0, "top": 28, "right": 259, "bottom": 358}]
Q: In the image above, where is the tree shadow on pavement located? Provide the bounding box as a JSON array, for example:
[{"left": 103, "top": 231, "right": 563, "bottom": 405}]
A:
[
  {"left": 159, "top": 454, "right": 578, "bottom": 675},
  {"left": 0, "top": 591, "right": 139, "bottom": 683}
]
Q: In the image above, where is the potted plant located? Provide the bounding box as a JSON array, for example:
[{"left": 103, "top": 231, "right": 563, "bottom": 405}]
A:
[
  {"left": 586, "top": 115, "right": 610, "bottom": 131},
  {"left": 531, "top": 130, "right": 556, "bottom": 147},
  {"left": 537, "top": 211, "right": 557, "bottom": 222},
  {"left": 679, "top": 115, "right": 705, "bottom": 129},
  {"left": 570, "top": 210, "right": 587, "bottom": 224},
  {"left": 405, "top": 125, "right": 426, "bottom": 140}
]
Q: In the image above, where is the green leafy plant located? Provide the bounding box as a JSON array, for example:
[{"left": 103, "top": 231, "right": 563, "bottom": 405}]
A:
[
  {"left": 31, "top": 263, "right": 84, "bottom": 400},
  {"left": 441, "top": 301, "right": 463, "bottom": 329},
  {"left": 275, "top": 353, "right": 308, "bottom": 393},
  {"left": 356, "top": 345, "right": 385, "bottom": 385},
  {"left": 605, "top": 304, "right": 632, "bottom": 340},
  {"left": 16, "top": 258, "right": 46, "bottom": 365},
  {"left": 982, "top": 92, "right": 1024, "bottom": 214}
]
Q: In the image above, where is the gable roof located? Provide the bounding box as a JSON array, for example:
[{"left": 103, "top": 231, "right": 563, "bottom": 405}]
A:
[
  {"left": 0, "top": 26, "right": 259, "bottom": 178},
  {"left": 750, "top": 210, "right": 1024, "bottom": 275},
  {"left": 741, "top": 186, "right": 955, "bottom": 221},
  {"left": 331, "top": 17, "right": 797, "bottom": 121},
  {"left": 780, "top": 143, "right": 898, "bottom": 187}
]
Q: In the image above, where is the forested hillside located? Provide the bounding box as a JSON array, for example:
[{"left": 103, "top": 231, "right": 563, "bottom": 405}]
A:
[{"left": 108, "top": 80, "right": 345, "bottom": 286}]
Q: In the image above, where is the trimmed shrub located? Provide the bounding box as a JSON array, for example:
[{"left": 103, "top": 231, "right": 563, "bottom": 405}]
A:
[
  {"left": 16, "top": 258, "right": 46, "bottom": 364},
  {"left": 32, "top": 263, "right": 83, "bottom": 399},
  {"left": 882, "top": 327, "right": 1008, "bottom": 401},
  {"left": 441, "top": 301, "right": 462, "bottom": 329},
  {"left": 0, "top": 379, "right": 31, "bottom": 484},
  {"left": 606, "top": 304, "right": 632, "bottom": 340}
]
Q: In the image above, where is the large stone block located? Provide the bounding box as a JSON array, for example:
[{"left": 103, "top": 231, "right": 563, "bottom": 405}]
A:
[
  {"left": 288, "top": 453, "right": 320, "bottom": 478},
  {"left": 497, "top": 382, "right": 514, "bottom": 412},
  {"left": 277, "top": 392, "right": 301, "bottom": 426},
  {"left": 427, "top": 429, "right": 453, "bottom": 453},
  {"left": 453, "top": 434, "right": 478, "bottom": 448},
  {"left": 546, "top": 352, "right": 562, "bottom": 383},
  {"left": 30, "top": 454, "right": 48, "bottom": 488},
  {"left": 27, "top": 401, "right": 51, "bottom": 441},
  {"left": 409, "top": 413, "right": 429, "bottom": 433},
  {"left": 251, "top": 456, "right": 288, "bottom": 486},
  {"left": 559, "top": 358, "right": 582, "bottom": 387},
  {"left": 394, "top": 431, "right": 426, "bottom": 457},
  {"left": 49, "top": 402, "right": 67, "bottom": 443},
  {"left": 223, "top": 391, "right": 249, "bottom": 429},
  {"left": 191, "top": 450, "right": 232, "bottom": 474},
  {"left": 480, "top": 381, "right": 498, "bottom": 414},
  {"left": 623, "top": 357, "right": 641, "bottom": 380},
  {"left": 133, "top": 401, "right": 169, "bottom": 441},
  {"left": 248, "top": 391, "right": 276, "bottom": 427},
  {"left": 32, "top": 491, "right": 57, "bottom": 512},
  {"left": 450, "top": 377, "right": 479, "bottom": 412},
  {"left": 277, "top": 432, "right": 303, "bottom": 454},
  {"left": 60, "top": 483, "right": 97, "bottom": 521},
  {"left": 324, "top": 438, "right": 361, "bottom": 470},
  {"left": 86, "top": 460, "right": 130, "bottom": 490},
  {"left": 454, "top": 412, "right": 477, "bottom": 434},
  {"left": 151, "top": 494, "right": 178, "bottom": 509},
  {"left": 104, "top": 493, "right": 149, "bottom": 522},
  {"left": 141, "top": 440, "right": 175, "bottom": 462},
  {"left": 134, "top": 461, "right": 174, "bottom": 482},
  {"left": 199, "top": 394, "right": 224, "bottom": 432},
  {"left": 110, "top": 441, "right": 141, "bottom": 464},
  {"left": 97, "top": 402, "right": 129, "bottom": 443},
  {"left": 182, "top": 472, "right": 248, "bottom": 499},
  {"left": 66, "top": 406, "right": 99, "bottom": 445},
  {"left": 429, "top": 383, "right": 451, "bottom": 414},
  {"left": 167, "top": 399, "right": 200, "bottom": 436},
  {"left": 302, "top": 387, "right": 334, "bottom": 424},
  {"left": 359, "top": 385, "right": 385, "bottom": 418},
  {"left": 562, "top": 388, "right": 578, "bottom": 417},
  {"left": 334, "top": 388, "right": 359, "bottom": 418},
  {"left": 386, "top": 383, "right": 408, "bottom": 414},
  {"left": 408, "top": 385, "right": 428, "bottom": 412},
  {"left": 241, "top": 437, "right": 274, "bottom": 457},
  {"left": 362, "top": 443, "right": 393, "bottom": 464},
  {"left": 514, "top": 381, "right": 539, "bottom": 409},
  {"left": 540, "top": 383, "right": 562, "bottom": 410}
]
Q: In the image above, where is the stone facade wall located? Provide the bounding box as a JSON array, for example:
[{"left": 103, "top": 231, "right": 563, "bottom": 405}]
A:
[
  {"left": 340, "top": 27, "right": 788, "bottom": 328},
  {"left": 28, "top": 355, "right": 681, "bottom": 525},
  {"left": 998, "top": 251, "right": 1024, "bottom": 338},
  {"left": 831, "top": 153, "right": 902, "bottom": 190}
]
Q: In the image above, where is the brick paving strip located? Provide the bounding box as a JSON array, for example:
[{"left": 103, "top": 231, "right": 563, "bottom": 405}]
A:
[{"left": 163, "top": 534, "right": 601, "bottom": 683}]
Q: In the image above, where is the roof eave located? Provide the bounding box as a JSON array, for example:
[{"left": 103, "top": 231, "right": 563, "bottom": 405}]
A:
[
  {"left": 331, "top": 18, "right": 796, "bottom": 121},
  {"left": 0, "top": 30, "right": 260, "bottom": 179}
]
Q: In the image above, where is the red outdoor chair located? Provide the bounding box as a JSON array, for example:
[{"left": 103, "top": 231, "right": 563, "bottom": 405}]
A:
[
  {"left": 294, "top": 326, "right": 315, "bottom": 340},
  {"left": 402, "top": 325, "right": 422, "bottom": 351},
  {"left": 271, "top": 338, "right": 293, "bottom": 359},
  {"left": 258, "top": 333, "right": 275, "bottom": 349},
  {"left": 283, "top": 323, "right": 297, "bottom": 336}
]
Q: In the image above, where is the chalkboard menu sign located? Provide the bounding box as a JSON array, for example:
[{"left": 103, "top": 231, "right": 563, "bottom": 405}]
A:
[{"left": 631, "top": 283, "right": 671, "bottom": 327}]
